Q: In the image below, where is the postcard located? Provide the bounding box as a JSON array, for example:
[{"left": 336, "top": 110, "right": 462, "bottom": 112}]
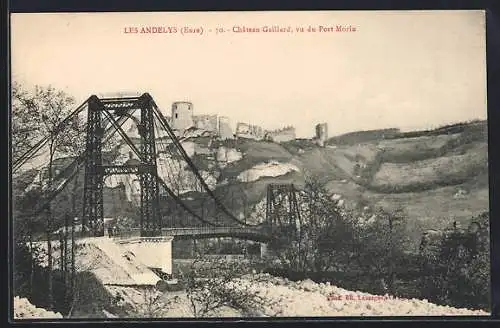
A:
[{"left": 10, "top": 10, "right": 490, "bottom": 319}]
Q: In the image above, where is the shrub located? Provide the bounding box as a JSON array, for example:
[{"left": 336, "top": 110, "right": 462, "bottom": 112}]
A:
[
  {"left": 180, "top": 255, "right": 273, "bottom": 317},
  {"left": 417, "top": 212, "right": 490, "bottom": 311}
]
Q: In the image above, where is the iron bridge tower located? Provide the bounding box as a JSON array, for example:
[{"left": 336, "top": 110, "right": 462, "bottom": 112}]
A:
[
  {"left": 266, "top": 183, "right": 302, "bottom": 238},
  {"left": 82, "top": 93, "right": 161, "bottom": 237}
]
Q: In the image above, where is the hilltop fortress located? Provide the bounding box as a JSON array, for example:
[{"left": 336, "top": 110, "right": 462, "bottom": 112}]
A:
[
  {"left": 162, "top": 101, "right": 233, "bottom": 140},
  {"left": 163, "top": 101, "right": 326, "bottom": 144}
]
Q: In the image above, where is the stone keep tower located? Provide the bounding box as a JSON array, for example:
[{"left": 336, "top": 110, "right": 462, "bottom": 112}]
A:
[
  {"left": 315, "top": 123, "right": 328, "bottom": 147},
  {"left": 171, "top": 101, "right": 194, "bottom": 132}
]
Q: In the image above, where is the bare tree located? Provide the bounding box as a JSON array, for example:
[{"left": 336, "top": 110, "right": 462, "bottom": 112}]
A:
[
  {"left": 12, "top": 81, "right": 40, "bottom": 165},
  {"left": 350, "top": 206, "right": 409, "bottom": 293},
  {"left": 130, "top": 287, "right": 178, "bottom": 318},
  {"left": 180, "top": 254, "right": 275, "bottom": 317},
  {"left": 267, "top": 175, "right": 356, "bottom": 275},
  {"left": 12, "top": 82, "right": 85, "bottom": 310}
]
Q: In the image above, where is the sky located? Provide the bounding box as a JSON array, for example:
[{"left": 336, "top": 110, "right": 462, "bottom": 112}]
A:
[{"left": 10, "top": 10, "right": 487, "bottom": 138}]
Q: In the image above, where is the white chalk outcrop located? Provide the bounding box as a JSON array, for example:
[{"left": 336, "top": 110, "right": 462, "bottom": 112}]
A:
[
  {"left": 237, "top": 161, "right": 300, "bottom": 183},
  {"left": 216, "top": 147, "right": 243, "bottom": 164}
]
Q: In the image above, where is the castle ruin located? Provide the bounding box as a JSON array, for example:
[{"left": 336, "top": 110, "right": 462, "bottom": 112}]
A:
[
  {"left": 235, "top": 123, "right": 265, "bottom": 140},
  {"left": 315, "top": 123, "right": 328, "bottom": 147},
  {"left": 264, "top": 126, "right": 296, "bottom": 143},
  {"left": 171, "top": 101, "right": 194, "bottom": 133},
  {"left": 168, "top": 101, "right": 233, "bottom": 139},
  {"left": 218, "top": 116, "right": 234, "bottom": 140},
  {"left": 166, "top": 101, "right": 298, "bottom": 144},
  {"left": 193, "top": 114, "right": 218, "bottom": 133}
]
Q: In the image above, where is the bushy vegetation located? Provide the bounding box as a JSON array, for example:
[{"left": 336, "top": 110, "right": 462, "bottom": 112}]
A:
[
  {"left": 266, "top": 176, "right": 491, "bottom": 311},
  {"left": 392, "top": 120, "right": 486, "bottom": 140},
  {"left": 179, "top": 254, "right": 274, "bottom": 317},
  {"left": 417, "top": 212, "right": 490, "bottom": 310},
  {"left": 327, "top": 120, "right": 486, "bottom": 146},
  {"left": 280, "top": 138, "right": 318, "bottom": 154},
  {"left": 328, "top": 128, "right": 401, "bottom": 146}
]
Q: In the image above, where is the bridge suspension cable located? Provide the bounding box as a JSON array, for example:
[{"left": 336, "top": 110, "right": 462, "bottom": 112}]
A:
[
  {"left": 13, "top": 97, "right": 91, "bottom": 173},
  {"left": 22, "top": 161, "right": 83, "bottom": 219},
  {"left": 16, "top": 93, "right": 269, "bottom": 236},
  {"left": 13, "top": 101, "right": 132, "bottom": 180},
  {"left": 152, "top": 117, "right": 220, "bottom": 227},
  {"left": 150, "top": 101, "right": 258, "bottom": 227},
  {"left": 156, "top": 176, "right": 219, "bottom": 227},
  {"left": 18, "top": 105, "right": 136, "bottom": 218}
]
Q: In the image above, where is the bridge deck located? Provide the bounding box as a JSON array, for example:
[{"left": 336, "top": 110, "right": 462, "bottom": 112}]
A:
[{"left": 112, "top": 227, "right": 271, "bottom": 242}]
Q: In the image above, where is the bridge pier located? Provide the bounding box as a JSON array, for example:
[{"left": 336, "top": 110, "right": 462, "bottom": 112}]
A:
[{"left": 117, "top": 236, "right": 174, "bottom": 275}]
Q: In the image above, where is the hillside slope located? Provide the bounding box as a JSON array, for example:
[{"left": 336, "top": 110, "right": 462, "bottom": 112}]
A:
[{"left": 17, "top": 121, "right": 489, "bottom": 250}]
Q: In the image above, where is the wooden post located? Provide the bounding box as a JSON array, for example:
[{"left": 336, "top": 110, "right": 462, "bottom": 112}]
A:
[
  {"left": 59, "top": 228, "right": 65, "bottom": 309},
  {"left": 71, "top": 216, "right": 75, "bottom": 306},
  {"left": 60, "top": 231, "right": 65, "bottom": 276},
  {"left": 64, "top": 215, "right": 69, "bottom": 274},
  {"left": 29, "top": 220, "right": 34, "bottom": 298},
  {"left": 46, "top": 211, "right": 53, "bottom": 310}
]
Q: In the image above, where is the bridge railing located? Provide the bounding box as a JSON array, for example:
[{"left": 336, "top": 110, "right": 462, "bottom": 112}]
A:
[
  {"left": 36, "top": 224, "right": 270, "bottom": 243},
  {"left": 111, "top": 228, "right": 141, "bottom": 239},
  {"left": 109, "top": 226, "right": 267, "bottom": 240}
]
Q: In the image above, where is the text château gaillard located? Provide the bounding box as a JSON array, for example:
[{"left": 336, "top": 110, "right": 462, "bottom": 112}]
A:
[{"left": 232, "top": 25, "right": 357, "bottom": 33}]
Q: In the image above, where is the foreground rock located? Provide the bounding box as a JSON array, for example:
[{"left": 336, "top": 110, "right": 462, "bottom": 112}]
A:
[
  {"left": 230, "top": 274, "right": 489, "bottom": 316},
  {"left": 136, "top": 273, "right": 490, "bottom": 317},
  {"left": 105, "top": 274, "right": 491, "bottom": 317},
  {"left": 14, "top": 273, "right": 489, "bottom": 318},
  {"left": 14, "top": 296, "right": 63, "bottom": 319}
]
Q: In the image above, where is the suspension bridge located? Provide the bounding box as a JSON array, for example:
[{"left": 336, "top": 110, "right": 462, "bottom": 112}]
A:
[{"left": 13, "top": 93, "right": 302, "bottom": 247}]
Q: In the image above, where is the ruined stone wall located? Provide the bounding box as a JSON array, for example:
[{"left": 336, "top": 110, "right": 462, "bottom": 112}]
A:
[
  {"left": 236, "top": 122, "right": 265, "bottom": 140},
  {"left": 218, "top": 116, "right": 234, "bottom": 139},
  {"left": 265, "top": 126, "right": 296, "bottom": 143},
  {"left": 193, "top": 114, "right": 218, "bottom": 133}
]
